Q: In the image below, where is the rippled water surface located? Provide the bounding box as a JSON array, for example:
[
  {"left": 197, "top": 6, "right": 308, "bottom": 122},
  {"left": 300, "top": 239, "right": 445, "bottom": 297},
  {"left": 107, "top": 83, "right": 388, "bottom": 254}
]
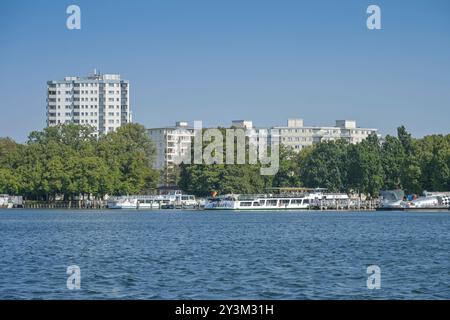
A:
[{"left": 0, "top": 209, "right": 449, "bottom": 299}]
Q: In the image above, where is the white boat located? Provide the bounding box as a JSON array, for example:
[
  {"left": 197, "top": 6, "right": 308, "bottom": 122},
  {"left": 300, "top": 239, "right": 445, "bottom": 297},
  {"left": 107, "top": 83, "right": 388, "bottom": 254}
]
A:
[
  {"left": 107, "top": 191, "right": 198, "bottom": 209},
  {"left": 0, "top": 195, "right": 14, "bottom": 209},
  {"left": 405, "top": 192, "right": 450, "bottom": 210},
  {"left": 378, "top": 190, "right": 405, "bottom": 210},
  {"left": 377, "top": 190, "right": 450, "bottom": 211},
  {"left": 137, "top": 198, "right": 162, "bottom": 209},
  {"left": 204, "top": 189, "right": 348, "bottom": 210},
  {"left": 107, "top": 197, "right": 138, "bottom": 209}
]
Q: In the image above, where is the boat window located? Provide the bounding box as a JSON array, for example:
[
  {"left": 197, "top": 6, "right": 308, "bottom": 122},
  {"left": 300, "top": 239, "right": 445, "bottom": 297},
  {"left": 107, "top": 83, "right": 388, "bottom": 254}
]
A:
[
  {"left": 267, "top": 200, "right": 277, "bottom": 206},
  {"left": 240, "top": 202, "right": 252, "bottom": 207},
  {"left": 303, "top": 199, "right": 309, "bottom": 204},
  {"left": 253, "top": 202, "right": 260, "bottom": 206},
  {"left": 280, "top": 199, "right": 290, "bottom": 205},
  {"left": 259, "top": 200, "right": 266, "bottom": 206}
]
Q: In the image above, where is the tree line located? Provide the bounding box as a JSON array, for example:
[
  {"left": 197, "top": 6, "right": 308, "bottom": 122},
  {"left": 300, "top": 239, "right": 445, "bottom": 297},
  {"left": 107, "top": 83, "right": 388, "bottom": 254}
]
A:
[
  {"left": 0, "top": 124, "right": 159, "bottom": 200},
  {"left": 179, "top": 126, "right": 450, "bottom": 197},
  {"left": 1, "top": 124, "right": 449, "bottom": 199}
]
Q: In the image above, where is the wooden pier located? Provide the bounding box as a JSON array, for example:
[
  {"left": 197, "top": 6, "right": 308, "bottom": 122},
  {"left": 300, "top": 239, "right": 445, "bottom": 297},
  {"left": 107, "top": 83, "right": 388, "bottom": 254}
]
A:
[
  {"left": 18, "top": 199, "right": 378, "bottom": 211},
  {"left": 22, "top": 200, "right": 107, "bottom": 209}
]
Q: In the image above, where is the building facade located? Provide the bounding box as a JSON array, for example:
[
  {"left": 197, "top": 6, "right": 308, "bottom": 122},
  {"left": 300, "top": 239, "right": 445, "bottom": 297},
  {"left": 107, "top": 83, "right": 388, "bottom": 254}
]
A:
[
  {"left": 147, "top": 118, "right": 379, "bottom": 171},
  {"left": 273, "top": 118, "right": 378, "bottom": 151},
  {"left": 46, "top": 72, "right": 132, "bottom": 136},
  {"left": 147, "top": 121, "right": 195, "bottom": 170}
]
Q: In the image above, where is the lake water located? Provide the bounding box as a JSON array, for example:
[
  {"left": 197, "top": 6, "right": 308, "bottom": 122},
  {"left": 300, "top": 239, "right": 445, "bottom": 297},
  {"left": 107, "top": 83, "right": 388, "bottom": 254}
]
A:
[{"left": 0, "top": 209, "right": 449, "bottom": 299}]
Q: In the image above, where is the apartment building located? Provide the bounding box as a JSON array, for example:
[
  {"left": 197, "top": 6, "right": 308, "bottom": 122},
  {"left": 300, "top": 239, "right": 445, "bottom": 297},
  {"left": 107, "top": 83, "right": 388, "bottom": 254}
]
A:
[
  {"left": 46, "top": 72, "right": 132, "bottom": 136},
  {"left": 273, "top": 118, "right": 378, "bottom": 151},
  {"left": 147, "top": 121, "right": 195, "bottom": 170}
]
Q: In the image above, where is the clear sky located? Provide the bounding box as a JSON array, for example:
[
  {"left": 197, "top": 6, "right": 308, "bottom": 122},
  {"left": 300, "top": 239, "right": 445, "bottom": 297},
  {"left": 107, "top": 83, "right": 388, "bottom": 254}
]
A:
[{"left": 1, "top": 0, "right": 449, "bottom": 142}]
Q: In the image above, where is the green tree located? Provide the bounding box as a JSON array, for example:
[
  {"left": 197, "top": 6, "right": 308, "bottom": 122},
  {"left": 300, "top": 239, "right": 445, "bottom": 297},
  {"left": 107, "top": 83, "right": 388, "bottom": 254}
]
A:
[
  {"left": 272, "top": 145, "right": 301, "bottom": 188},
  {"left": 299, "top": 140, "right": 348, "bottom": 192},
  {"left": 179, "top": 127, "right": 269, "bottom": 196},
  {"left": 397, "top": 126, "right": 422, "bottom": 194},
  {"left": 0, "top": 168, "right": 21, "bottom": 195},
  {"left": 381, "top": 135, "right": 404, "bottom": 190},
  {"left": 97, "top": 123, "right": 159, "bottom": 195}
]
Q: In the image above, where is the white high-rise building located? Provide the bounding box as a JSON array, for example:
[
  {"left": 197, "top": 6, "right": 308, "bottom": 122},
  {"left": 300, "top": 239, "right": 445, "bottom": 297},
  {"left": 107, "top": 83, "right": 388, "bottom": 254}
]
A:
[
  {"left": 46, "top": 72, "right": 132, "bottom": 136},
  {"left": 148, "top": 121, "right": 195, "bottom": 170}
]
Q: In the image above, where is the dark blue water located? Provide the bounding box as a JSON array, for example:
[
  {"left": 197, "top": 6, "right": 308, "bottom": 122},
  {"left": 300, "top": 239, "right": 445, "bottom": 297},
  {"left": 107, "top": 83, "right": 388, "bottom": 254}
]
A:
[{"left": 0, "top": 209, "right": 449, "bottom": 299}]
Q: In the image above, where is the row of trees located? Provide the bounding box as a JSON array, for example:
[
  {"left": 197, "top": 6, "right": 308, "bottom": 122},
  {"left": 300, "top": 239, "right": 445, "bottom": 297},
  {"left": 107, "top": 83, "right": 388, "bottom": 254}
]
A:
[
  {"left": 1, "top": 124, "right": 449, "bottom": 199},
  {"left": 179, "top": 126, "right": 450, "bottom": 197},
  {"left": 0, "top": 124, "right": 159, "bottom": 200}
]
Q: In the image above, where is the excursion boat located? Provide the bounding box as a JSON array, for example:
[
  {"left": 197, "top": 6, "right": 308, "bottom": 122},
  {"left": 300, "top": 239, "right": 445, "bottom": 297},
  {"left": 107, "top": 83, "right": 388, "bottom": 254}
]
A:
[
  {"left": 404, "top": 191, "right": 450, "bottom": 211},
  {"left": 377, "top": 190, "right": 405, "bottom": 210},
  {"left": 107, "top": 191, "right": 198, "bottom": 209},
  {"left": 107, "top": 197, "right": 138, "bottom": 209},
  {"left": 204, "top": 188, "right": 349, "bottom": 210},
  {"left": 0, "top": 195, "right": 14, "bottom": 209},
  {"left": 377, "top": 190, "right": 450, "bottom": 211}
]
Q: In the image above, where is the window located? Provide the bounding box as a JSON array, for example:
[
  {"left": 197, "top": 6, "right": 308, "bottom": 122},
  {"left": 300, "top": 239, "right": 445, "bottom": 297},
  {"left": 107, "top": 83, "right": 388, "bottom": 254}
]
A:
[{"left": 239, "top": 202, "right": 252, "bottom": 207}]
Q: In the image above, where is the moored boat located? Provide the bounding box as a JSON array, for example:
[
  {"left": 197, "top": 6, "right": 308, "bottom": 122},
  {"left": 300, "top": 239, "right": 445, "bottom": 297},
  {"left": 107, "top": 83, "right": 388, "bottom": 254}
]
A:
[
  {"left": 0, "top": 195, "right": 14, "bottom": 209},
  {"left": 377, "top": 190, "right": 450, "bottom": 211},
  {"left": 107, "top": 197, "right": 138, "bottom": 209},
  {"left": 107, "top": 191, "right": 198, "bottom": 209},
  {"left": 204, "top": 188, "right": 349, "bottom": 210}
]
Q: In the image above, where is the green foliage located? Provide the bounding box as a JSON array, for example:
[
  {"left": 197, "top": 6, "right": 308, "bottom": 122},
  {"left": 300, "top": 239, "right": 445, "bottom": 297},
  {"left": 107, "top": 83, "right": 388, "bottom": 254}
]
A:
[
  {"left": 272, "top": 145, "right": 302, "bottom": 188},
  {"left": 0, "top": 124, "right": 159, "bottom": 199},
  {"left": 381, "top": 135, "right": 404, "bottom": 190},
  {"left": 179, "top": 127, "right": 271, "bottom": 196},
  {"left": 347, "top": 134, "right": 384, "bottom": 196},
  {"left": 2, "top": 124, "right": 450, "bottom": 198},
  {"left": 179, "top": 126, "right": 450, "bottom": 197},
  {"left": 299, "top": 140, "right": 349, "bottom": 192}
]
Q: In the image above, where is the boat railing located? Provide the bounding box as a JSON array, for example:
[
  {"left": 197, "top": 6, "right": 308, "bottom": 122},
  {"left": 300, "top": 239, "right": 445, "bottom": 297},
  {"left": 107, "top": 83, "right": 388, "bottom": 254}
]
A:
[{"left": 236, "top": 193, "right": 316, "bottom": 200}]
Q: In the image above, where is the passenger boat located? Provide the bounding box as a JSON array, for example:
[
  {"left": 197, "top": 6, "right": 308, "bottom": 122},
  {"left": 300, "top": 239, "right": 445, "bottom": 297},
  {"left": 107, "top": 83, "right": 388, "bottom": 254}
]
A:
[
  {"left": 377, "top": 190, "right": 405, "bottom": 210},
  {"left": 107, "top": 191, "right": 198, "bottom": 209},
  {"left": 204, "top": 188, "right": 348, "bottom": 210},
  {"left": 0, "top": 195, "right": 14, "bottom": 209},
  {"left": 404, "top": 191, "right": 450, "bottom": 211},
  {"left": 107, "top": 197, "right": 138, "bottom": 209},
  {"left": 377, "top": 190, "right": 450, "bottom": 211}
]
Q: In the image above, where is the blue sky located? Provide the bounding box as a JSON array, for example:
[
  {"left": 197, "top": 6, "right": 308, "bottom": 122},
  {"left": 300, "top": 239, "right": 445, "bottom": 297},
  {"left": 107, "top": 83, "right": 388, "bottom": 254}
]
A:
[{"left": 0, "top": 0, "right": 449, "bottom": 142}]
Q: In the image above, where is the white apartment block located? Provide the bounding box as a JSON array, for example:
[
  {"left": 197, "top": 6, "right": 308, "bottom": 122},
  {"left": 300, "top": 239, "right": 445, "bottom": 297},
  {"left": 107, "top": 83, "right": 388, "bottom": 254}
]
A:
[
  {"left": 231, "top": 120, "right": 254, "bottom": 129},
  {"left": 46, "top": 72, "right": 132, "bottom": 136},
  {"left": 147, "top": 119, "right": 378, "bottom": 170},
  {"left": 148, "top": 122, "right": 195, "bottom": 170},
  {"left": 273, "top": 118, "right": 378, "bottom": 151}
]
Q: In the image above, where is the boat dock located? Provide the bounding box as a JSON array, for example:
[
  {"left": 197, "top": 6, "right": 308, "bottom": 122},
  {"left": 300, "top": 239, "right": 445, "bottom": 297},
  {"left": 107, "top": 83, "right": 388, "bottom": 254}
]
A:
[{"left": 310, "top": 199, "right": 379, "bottom": 211}]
